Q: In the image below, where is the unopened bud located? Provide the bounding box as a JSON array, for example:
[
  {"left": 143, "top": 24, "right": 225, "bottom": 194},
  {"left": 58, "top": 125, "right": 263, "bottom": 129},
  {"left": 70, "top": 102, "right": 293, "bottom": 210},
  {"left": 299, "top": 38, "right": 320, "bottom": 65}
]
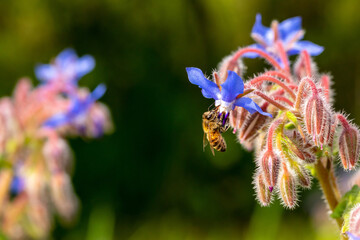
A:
[
  {"left": 278, "top": 164, "right": 297, "bottom": 209},
  {"left": 238, "top": 103, "right": 270, "bottom": 142},
  {"left": 51, "top": 173, "right": 78, "bottom": 222},
  {"left": 348, "top": 204, "right": 360, "bottom": 239},
  {"left": 339, "top": 123, "right": 360, "bottom": 170},
  {"left": 284, "top": 134, "right": 316, "bottom": 164},
  {"left": 304, "top": 95, "right": 331, "bottom": 148},
  {"left": 254, "top": 171, "right": 272, "bottom": 206},
  {"left": 259, "top": 150, "right": 280, "bottom": 188},
  {"left": 13, "top": 78, "right": 32, "bottom": 110},
  {"left": 293, "top": 163, "right": 311, "bottom": 188},
  {"left": 43, "top": 135, "right": 73, "bottom": 173},
  {"left": 230, "top": 106, "right": 248, "bottom": 131}
]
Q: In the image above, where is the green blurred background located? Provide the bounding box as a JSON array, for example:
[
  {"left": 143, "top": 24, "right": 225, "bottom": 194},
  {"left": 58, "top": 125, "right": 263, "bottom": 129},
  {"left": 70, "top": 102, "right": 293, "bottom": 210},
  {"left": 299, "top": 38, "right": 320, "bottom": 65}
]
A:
[{"left": 0, "top": 0, "right": 359, "bottom": 239}]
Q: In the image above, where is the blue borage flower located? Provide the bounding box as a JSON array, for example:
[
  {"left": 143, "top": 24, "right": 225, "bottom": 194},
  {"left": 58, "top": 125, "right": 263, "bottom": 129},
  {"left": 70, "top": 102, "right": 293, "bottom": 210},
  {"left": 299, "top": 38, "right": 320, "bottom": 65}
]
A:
[
  {"left": 243, "top": 14, "right": 324, "bottom": 58},
  {"left": 186, "top": 67, "right": 272, "bottom": 117},
  {"left": 43, "top": 84, "right": 106, "bottom": 128},
  {"left": 35, "top": 48, "right": 95, "bottom": 84}
]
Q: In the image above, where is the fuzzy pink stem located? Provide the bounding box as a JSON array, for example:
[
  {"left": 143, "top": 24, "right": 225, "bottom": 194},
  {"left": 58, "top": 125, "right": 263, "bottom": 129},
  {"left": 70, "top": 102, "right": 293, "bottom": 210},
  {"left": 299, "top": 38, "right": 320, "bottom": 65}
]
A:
[
  {"left": 230, "top": 48, "right": 283, "bottom": 71},
  {"left": 266, "top": 118, "right": 283, "bottom": 151},
  {"left": 247, "top": 75, "right": 296, "bottom": 99},
  {"left": 273, "top": 96, "right": 294, "bottom": 107},
  {"left": 276, "top": 41, "right": 291, "bottom": 73},
  {"left": 264, "top": 70, "right": 293, "bottom": 83},
  {"left": 252, "top": 90, "right": 288, "bottom": 111},
  {"left": 301, "top": 50, "right": 312, "bottom": 77}
]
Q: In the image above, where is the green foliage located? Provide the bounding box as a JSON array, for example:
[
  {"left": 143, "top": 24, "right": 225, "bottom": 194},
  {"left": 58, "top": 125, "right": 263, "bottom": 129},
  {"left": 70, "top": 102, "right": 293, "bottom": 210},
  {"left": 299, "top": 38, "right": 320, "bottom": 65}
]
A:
[{"left": 331, "top": 185, "right": 360, "bottom": 233}]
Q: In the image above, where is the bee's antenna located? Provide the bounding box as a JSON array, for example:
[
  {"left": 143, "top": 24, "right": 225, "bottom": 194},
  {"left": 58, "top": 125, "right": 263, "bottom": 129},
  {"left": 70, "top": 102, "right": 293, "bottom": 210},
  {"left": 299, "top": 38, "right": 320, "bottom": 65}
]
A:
[{"left": 208, "top": 102, "right": 215, "bottom": 111}]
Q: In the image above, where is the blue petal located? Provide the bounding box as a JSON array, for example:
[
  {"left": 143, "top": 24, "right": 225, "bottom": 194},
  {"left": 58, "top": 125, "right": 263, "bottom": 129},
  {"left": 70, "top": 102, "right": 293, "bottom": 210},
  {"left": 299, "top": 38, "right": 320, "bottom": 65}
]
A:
[
  {"left": 347, "top": 232, "right": 360, "bottom": 240},
  {"left": 234, "top": 97, "right": 272, "bottom": 117},
  {"left": 220, "top": 71, "right": 244, "bottom": 102},
  {"left": 251, "top": 14, "right": 271, "bottom": 45},
  {"left": 242, "top": 44, "right": 265, "bottom": 58},
  {"left": 44, "top": 85, "right": 106, "bottom": 128},
  {"left": 10, "top": 175, "right": 24, "bottom": 194},
  {"left": 56, "top": 48, "right": 77, "bottom": 68},
  {"left": 287, "top": 40, "right": 324, "bottom": 56},
  {"left": 186, "top": 67, "right": 220, "bottom": 100},
  {"left": 76, "top": 55, "right": 95, "bottom": 78},
  {"left": 43, "top": 113, "right": 69, "bottom": 128},
  {"left": 35, "top": 64, "right": 57, "bottom": 82},
  {"left": 279, "top": 16, "right": 302, "bottom": 41},
  {"left": 90, "top": 84, "right": 106, "bottom": 101}
]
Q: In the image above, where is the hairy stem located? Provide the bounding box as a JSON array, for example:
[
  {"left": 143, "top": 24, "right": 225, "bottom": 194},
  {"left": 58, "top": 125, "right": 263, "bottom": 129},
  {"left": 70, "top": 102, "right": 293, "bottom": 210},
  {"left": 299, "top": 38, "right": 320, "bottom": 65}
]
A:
[
  {"left": 247, "top": 75, "right": 296, "bottom": 99},
  {"left": 276, "top": 41, "right": 291, "bottom": 73},
  {"left": 264, "top": 70, "right": 293, "bottom": 83},
  {"left": 315, "top": 157, "right": 343, "bottom": 229},
  {"left": 301, "top": 50, "right": 312, "bottom": 77},
  {"left": 230, "top": 48, "right": 283, "bottom": 71},
  {"left": 252, "top": 90, "right": 288, "bottom": 110}
]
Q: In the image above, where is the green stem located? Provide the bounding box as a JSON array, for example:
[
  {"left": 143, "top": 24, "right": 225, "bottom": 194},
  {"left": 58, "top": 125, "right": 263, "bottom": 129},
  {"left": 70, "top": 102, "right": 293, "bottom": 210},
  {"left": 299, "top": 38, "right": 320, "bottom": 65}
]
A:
[{"left": 315, "top": 157, "right": 347, "bottom": 239}]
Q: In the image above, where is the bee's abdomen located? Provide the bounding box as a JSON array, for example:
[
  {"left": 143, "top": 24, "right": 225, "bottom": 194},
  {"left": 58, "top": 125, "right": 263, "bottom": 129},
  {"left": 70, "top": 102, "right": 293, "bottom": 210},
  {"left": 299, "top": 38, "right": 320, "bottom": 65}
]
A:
[{"left": 209, "top": 132, "right": 227, "bottom": 152}]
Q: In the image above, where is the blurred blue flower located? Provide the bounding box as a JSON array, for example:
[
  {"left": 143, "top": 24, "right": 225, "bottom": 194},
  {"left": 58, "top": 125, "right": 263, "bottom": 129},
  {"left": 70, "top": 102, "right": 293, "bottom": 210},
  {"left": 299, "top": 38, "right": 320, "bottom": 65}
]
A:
[
  {"left": 10, "top": 175, "right": 24, "bottom": 195},
  {"left": 244, "top": 14, "right": 324, "bottom": 58},
  {"left": 347, "top": 232, "right": 360, "bottom": 240},
  {"left": 186, "top": 67, "right": 272, "bottom": 117},
  {"left": 43, "top": 84, "right": 106, "bottom": 128},
  {"left": 35, "top": 48, "right": 95, "bottom": 84}
]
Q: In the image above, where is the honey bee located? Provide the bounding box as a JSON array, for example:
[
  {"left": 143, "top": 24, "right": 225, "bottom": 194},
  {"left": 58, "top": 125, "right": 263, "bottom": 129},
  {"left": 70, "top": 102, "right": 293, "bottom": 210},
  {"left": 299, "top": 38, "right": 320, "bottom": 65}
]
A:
[{"left": 202, "top": 108, "right": 230, "bottom": 155}]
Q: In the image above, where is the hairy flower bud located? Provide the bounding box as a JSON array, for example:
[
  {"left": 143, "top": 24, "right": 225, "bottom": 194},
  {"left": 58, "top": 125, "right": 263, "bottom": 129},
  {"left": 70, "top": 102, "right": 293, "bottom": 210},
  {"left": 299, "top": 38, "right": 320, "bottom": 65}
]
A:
[
  {"left": 254, "top": 171, "right": 272, "bottom": 206},
  {"left": 237, "top": 103, "right": 270, "bottom": 143},
  {"left": 230, "top": 106, "right": 248, "bottom": 131},
  {"left": 258, "top": 150, "right": 280, "bottom": 188},
  {"left": 339, "top": 123, "right": 360, "bottom": 170},
  {"left": 304, "top": 95, "right": 331, "bottom": 148},
  {"left": 348, "top": 204, "right": 360, "bottom": 239},
  {"left": 278, "top": 164, "right": 297, "bottom": 208},
  {"left": 284, "top": 133, "right": 316, "bottom": 164},
  {"left": 50, "top": 173, "right": 78, "bottom": 222},
  {"left": 43, "top": 135, "right": 73, "bottom": 173}
]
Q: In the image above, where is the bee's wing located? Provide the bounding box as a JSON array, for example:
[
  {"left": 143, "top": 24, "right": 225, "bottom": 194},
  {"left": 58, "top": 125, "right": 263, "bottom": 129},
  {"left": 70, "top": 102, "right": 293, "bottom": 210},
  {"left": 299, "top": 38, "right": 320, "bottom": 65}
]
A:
[
  {"left": 208, "top": 130, "right": 215, "bottom": 156},
  {"left": 203, "top": 132, "right": 208, "bottom": 151}
]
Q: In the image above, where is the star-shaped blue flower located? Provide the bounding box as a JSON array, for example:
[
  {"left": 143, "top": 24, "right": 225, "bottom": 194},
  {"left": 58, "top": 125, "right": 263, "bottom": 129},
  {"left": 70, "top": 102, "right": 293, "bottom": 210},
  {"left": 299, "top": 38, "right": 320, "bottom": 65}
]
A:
[
  {"left": 186, "top": 67, "right": 272, "bottom": 117},
  {"left": 244, "top": 14, "right": 324, "bottom": 58},
  {"left": 43, "top": 84, "right": 106, "bottom": 128},
  {"left": 35, "top": 48, "right": 95, "bottom": 85}
]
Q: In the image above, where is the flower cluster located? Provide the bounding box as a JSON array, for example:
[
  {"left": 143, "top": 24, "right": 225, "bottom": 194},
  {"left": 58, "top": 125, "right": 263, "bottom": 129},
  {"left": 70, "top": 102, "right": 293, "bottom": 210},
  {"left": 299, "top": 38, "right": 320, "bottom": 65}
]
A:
[
  {"left": 0, "top": 49, "right": 112, "bottom": 239},
  {"left": 187, "top": 15, "right": 360, "bottom": 238}
]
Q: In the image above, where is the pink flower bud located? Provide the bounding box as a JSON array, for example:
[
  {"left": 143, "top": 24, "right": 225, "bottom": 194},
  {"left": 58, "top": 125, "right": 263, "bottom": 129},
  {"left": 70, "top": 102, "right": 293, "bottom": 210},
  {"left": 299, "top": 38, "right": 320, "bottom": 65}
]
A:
[
  {"left": 348, "top": 204, "right": 360, "bottom": 239},
  {"left": 254, "top": 171, "right": 272, "bottom": 206},
  {"left": 13, "top": 78, "right": 32, "bottom": 110},
  {"left": 237, "top": 103, "right": 270, "bottom": 143},
  {"left": 50, "top": 173, "right": 78, "bottom": 222},
  {"left": 339, "top": 123, "right": 360, "bottom": 170},
  {"left": 278, "top": 164, "right": 297, "bottom": 209},
  {"left": 230, "top": 106, "right": 248, "bottom": 131},
  {"left": 304, "top": 95, "right": 331, "bottom": 148},
  {"left": 293, "top": 163, "right": 311, "bottom": 188},
  {"left": 258, "top": 150, "right": 280, "bottom": 188},
  {"left": 43, "top": 135, "right": 73, "bottom": 173}
]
